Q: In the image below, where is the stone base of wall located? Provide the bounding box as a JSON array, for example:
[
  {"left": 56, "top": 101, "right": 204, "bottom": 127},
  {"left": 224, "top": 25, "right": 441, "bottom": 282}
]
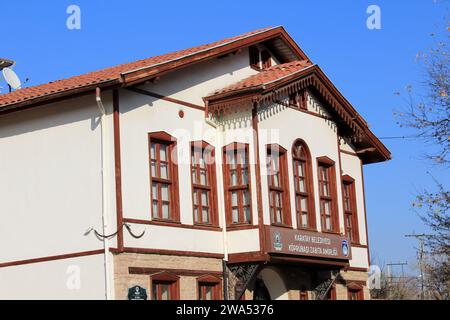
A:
[
  {"left": 113, "top": 253, "right": 369, "bottom": 300},
  {"left": 113, "top": 252, "right": 223, "bottom": 300}
]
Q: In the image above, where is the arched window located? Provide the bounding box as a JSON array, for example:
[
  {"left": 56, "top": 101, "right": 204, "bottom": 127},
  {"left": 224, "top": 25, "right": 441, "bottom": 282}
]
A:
[{"left": 292, "top": 140, "right": 316, "bottom": 230}]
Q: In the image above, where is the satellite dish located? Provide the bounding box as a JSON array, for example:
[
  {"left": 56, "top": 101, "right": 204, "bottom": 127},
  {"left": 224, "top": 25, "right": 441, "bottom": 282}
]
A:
[{"left": 2, "top": 67, "right": 21, "bottom": 90}]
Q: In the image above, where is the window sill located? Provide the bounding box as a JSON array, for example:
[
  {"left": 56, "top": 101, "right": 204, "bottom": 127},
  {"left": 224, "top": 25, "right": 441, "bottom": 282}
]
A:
[
  {"left": 226, "top": 224, "right": 259, "bottom": 231},
  {"left": 123, "top": 218, "right": 222, "bottom": 231},
  {"left": 270, "top": 223, "right": 293, "bottom": 229}
]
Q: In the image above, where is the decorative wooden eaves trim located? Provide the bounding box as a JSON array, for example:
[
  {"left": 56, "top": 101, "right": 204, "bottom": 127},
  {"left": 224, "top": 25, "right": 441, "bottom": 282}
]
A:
[{"left": 205, "top": 65, "right": 391, "bottom": 164}]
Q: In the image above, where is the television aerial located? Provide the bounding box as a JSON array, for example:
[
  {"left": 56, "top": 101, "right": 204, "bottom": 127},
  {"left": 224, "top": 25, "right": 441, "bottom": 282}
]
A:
[{"left": 0, "top": 58, "right": 24, "bottom": 92}]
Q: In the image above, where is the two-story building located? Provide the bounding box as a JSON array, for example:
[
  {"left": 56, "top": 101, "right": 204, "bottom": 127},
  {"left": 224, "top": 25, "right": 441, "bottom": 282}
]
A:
[{"left": 0, "top": 26, "right": 390, "bottom": 300}]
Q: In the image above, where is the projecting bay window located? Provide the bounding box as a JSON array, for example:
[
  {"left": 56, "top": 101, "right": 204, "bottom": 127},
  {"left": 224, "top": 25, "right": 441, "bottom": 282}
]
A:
[
  {"left": 267, "top": 144, "right": 291, "bottom": 226},
  {"left": 149, "top": 132, "right": 179, "bottom": 222},
  {"left": 223, "top": 143, "right": 252, "bottom": 225},
  {"left": 342, "top": 175, "right": 360, "bottom": 243},
  {"left": 292, "top": 140, "right": 316, "bottom": 230},
  {"left": 317, "top": 157, "right": 338, "bottom": 233},
  {"left": 191, "top": 142, "right": 218, "bottom": 226}
]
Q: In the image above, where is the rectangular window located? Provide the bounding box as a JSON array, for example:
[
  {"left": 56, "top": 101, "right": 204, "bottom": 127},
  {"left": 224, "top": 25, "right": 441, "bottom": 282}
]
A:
[
  {"left": 348, "top": 289, "right": 363, "bottom": 300},
  {"left": 249, "top": 45, "right": 261, "bottom": 70},
  {"left": 224, "top": 144, "right": 252, "bottom": 225},
  {"left": 343, "top": 178, "right": 359, "bottom": 243},
  {"left": 150, "top": 141, "right": 172, "bottom": 220},
  {"left": 318, "top": 158, "right": 338, "bottom": 232},
  {"left": 191, "top": 144, "right": 217, "bottom": 225},
  {"left": 267, "top": 146, "right": 291, "bottom": 226}
]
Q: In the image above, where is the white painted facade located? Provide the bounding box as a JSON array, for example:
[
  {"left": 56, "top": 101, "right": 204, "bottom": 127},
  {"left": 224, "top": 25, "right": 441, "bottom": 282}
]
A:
[{"left": 0, "top": 39, "right": 379, "bottom": 299}]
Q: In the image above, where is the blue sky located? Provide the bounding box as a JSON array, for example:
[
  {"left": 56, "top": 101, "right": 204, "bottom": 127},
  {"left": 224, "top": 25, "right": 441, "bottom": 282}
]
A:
[{"left": 1, "top": 1, "right": 448, "bottom": 273}]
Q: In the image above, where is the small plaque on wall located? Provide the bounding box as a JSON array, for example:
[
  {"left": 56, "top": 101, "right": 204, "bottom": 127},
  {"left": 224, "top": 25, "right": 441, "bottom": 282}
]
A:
[{"left": 128, "top": 285, "right": 148, "bottom": 300}]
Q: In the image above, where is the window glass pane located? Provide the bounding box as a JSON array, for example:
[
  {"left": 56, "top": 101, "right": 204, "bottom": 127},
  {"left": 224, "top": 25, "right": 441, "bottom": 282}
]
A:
[
  {"left": 192, "top": 168, "right": 197, "bottom": 184},
  {"left": 324, "top": 200, "right": 331, "bottom": 215},
  {"left": 151, "top": 161, "right": 157, "bottom": 177},
  {"left": 230, "top": 170, "right": 238, "bottom": 186},
  {"left": 151, "top": 143, "right": 156, "bottom": 160},
  {"left": 232, "top": 208, "right": 239, "bottom": 223},
  {"left": 194, "top": 207, "right": 199, "bottom": 222},
  {"left": 302, "top": 213, "right": 308, "bottom": 228},
  {"left": 276, "top": 209, "right": 283, "bottom": 223},
  {"left": 152, "top": 284, "right": 158, "bottom": 300},
  {"left": 205, "top": 286, "right": 213, "bottom": 300},
  {"left": 301, "top": 197, "right": 308, "bottom": 211},
  {"left": 244, "top": 207, "right": 251, "bottom": 223},
  {"left": 161, "top": 284, "right": 170, "bottom": 300},
  {"left": 202, "top": 208, "right": 209, "bottom": 223},
  {"left": 275, "top": 192, "right": 282, "bottom": 207},
  {"left": 152, "top": 201, "right": 159, "bottom": 218},
  {"left": 201, "top": 191, "right": 209, "bottom": 205},
  {"left": 323, "top": 182, "right": 329, "bottom": 197},
  {"left": 325, "top": 215, "right": 331, "bottom": 231},
  {"left": 200, "top": 170, "right": 207, "bottom": 185},
  {"left": 162, "top": 203, "right": 170, "bottom": 219},
  {"left": 160, "top": 145, "right": 167, "bottom": 161},
  {"left": 193, "top": 190, "right": 198, "bottom": 205},
  {"left": 241, "top": 167, "right": 248, "bottom": 185},
  {"left": 243, "top": 190, "right": 250, "bottom": 206},
  {"left": 299, "top": 178, "right": 306, "bottom": 193},
  {"left": 298, "top": 162, "right": 304, "bottom": 177},
  {"left": 231, "top": 191, "right": 238, "bottom": 206},
  {"left": 152, "top": 183, "right": 158, "bottom": 200},
  {"left": 160, "top": 164, "right": 169, "bottom": 179},
  {"left": 161, "top": 184, "right": 170, "bottom": 201}
]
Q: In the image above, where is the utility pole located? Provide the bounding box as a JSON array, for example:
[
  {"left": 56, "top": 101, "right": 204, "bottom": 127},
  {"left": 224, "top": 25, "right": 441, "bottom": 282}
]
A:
[
  {"left": 386, "top": 261, "right": 408, "bottom": 299},
  {"left": 405, "top": 233, "right": 431, "bottom": 300}
]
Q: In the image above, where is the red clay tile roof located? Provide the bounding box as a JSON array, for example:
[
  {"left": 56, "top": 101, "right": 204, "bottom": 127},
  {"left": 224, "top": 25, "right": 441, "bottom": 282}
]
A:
[
  {"left": 0, "top": 27, "right": 277, "bottom": 109},
  {"left": 208, "top": 60, "right": 313, "bottom": 98}
]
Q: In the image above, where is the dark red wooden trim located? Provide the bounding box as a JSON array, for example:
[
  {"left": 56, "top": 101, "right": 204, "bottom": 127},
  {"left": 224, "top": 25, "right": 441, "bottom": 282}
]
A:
[
  {"left": 226, "top": 224, "right": 259, "bottom": 231},
  {"left": 0, "top": 249, "right": 104, "bottom": 268},
  {"left": 123, "top": 218, "right": 222, "bottom": 231},
  {"left": 119, "top": 247, "right": 224, "bottom": 259},
  {"left": 227, "top": 251, "right": 268, "bottom": 264},
  {"left": 113, "top": 89, "right": 124, "bottom": 252},
  {"left": 252, "top": 103, "right": 266, "bottom": 254},
  {"left": 129, "top": 267, "right": 222, "bottom": 277},
  {"left": 126, "top": 87, "right": 204, "bottom": 111},
  {"left": 360, "top": 160, "right": 371, "bottom": 266},
  {"left": 148, "top": 132, "right": 180, "bottom": 222}
]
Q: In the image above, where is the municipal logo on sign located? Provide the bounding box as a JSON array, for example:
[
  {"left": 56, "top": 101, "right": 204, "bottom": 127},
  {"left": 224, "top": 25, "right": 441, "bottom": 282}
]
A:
[
  {"left": 128, "top": 285, "right": 147, "bottom": 300},
  {"left": 273, "top": 231, "right": 283, "bottom": 251},
  {"left": 342, "top": 240, "right": 349, "bottom": 257}
]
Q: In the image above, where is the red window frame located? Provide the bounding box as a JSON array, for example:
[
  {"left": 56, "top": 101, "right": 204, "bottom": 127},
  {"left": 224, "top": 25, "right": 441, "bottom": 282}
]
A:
[
  {"left": 317, "top": 156, "right": 339, "bottom": 233},
  {"left": 190, "top": 141, "right": 218, "bottom": 226},
  {"left": 342, "top": 175, "right": 360, "bottom": 243},
  {"left": 223, "top": 143, "right": 252, "bottom": 226},
  {"left": 292, "top": 139, "right": 316, "bottom": 230},
  {"left": 148, "top": 132, "right": 180, "bottom": 222},
  {"left": 151, "top": 272, "right": 180, "bottom": 300},
  {"left": 197, "top": 275, "right": 222, "bottom": 300},
  {"left": 267, "top": 144, "right": 292, "bottom": 227}
]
